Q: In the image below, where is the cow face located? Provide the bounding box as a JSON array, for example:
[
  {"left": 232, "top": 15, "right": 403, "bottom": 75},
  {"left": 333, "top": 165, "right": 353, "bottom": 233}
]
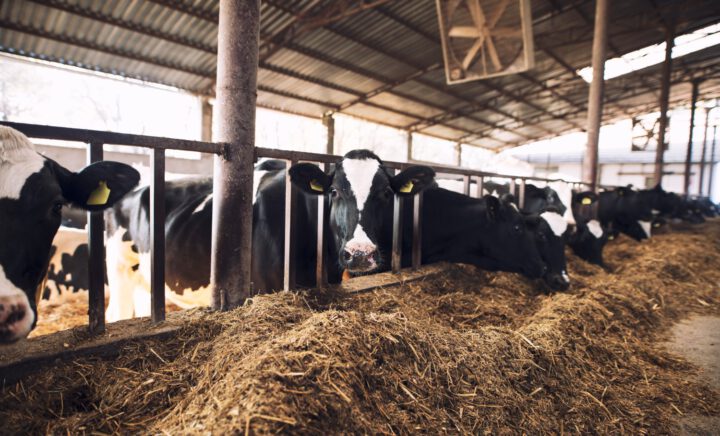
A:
[
  {"left": 523, "top": 185, "right": 567, "bottom": 216},
  {"left": 290, "top": 150, "right": 434, "bottom": 275},
  {"left": 481, "top": 195, "right": 547, "bottom": 279},
  {"left": 525, "top": 210, "right": 570, "bottom": 291},
  {"left": 0, "top": 126, "right": 139, "bottom": 343},
  {"left": 568, "top": 191, "right": 607, "bottom": 265}
]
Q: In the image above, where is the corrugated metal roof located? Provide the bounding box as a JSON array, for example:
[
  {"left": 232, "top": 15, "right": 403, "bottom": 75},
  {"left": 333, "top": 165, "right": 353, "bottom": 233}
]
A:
[{"left": 1, "top": 0, "right": 719, "bottom": 150}]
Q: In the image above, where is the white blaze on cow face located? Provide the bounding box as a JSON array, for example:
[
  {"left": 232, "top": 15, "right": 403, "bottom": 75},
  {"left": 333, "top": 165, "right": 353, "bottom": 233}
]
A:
[
  {"left": 0, "top": 127, "right": 45, "bottom": 200},
  {"left": 0, "top": 265, "right": 35, "bottom": 342},
  {"left": 638, "top": 220, "right": 652, "bottom": 239},
  {"left": 587, "top": 220, "right": 603, "bottom": 239},
  {"left": 540, "top": 211, "right": 568, "bottom": 237},
  {"left": 341, "top": 158, "right": 381, "bottom": 266}
]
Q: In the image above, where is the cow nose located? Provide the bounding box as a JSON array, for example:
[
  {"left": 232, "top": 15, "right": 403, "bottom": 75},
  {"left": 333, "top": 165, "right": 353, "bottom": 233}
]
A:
[{"left": 0, "top": 296, "right": 34, "bottom": 343}]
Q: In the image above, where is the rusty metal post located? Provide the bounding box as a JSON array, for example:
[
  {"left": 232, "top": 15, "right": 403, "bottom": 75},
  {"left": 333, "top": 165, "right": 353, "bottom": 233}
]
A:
[
  {"left": 582, "top": 0, "right": 609, "bottom": 192},
  {"left": 211, "top": 0, "right": 259, "bottom": 310},
  {"left": 698, "top": 108, "right": 710, "bottom": 196},
  {"left": 86, "top": 142, "right": 105, "bottom": 333},
  {"left": 709, "top": 125, "right": 718, "bottom": 198},
  {"left": 683, "top": 80, "right": 701, "bottom": 196},
  {"left": 323, "top": 112, "right": 335, "bottom": 155},
  {"left": 654, "top": 27, "right": 675, "bottom": 186},
  {"left": 406, "top": 131, "right": 413, "bottom": 161}
]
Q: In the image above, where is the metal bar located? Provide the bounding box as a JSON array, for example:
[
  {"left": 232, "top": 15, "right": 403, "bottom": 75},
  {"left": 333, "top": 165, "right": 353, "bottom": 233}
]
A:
[
  {"left": 509, "top": 179, "right": 517, "bottom": 198},
  {"left": 653, "top": 27, "right": 675, "bottom": 186},
  {"left": 462, "top": 175, "right": 471, "bottom": 196},
  {"left": 477, "top": 176, "right": 485, "bottom": 198},
  {"left": 211, "top": 0, "right": 259, "bottom": 310},
  {"left": 407, "top": 131, "right": 413, "bottom": 161},
  {"left": 150, "top": 148, "right": 166, "bottom": 323},
  {"left": 315, "top": 163, "right": 328, "bottom": 288},
  {"left": 582, "top": 0, "right": 609, "bottom": 192},
  {"left": 699, "top": 108, "right": 710, "bottom": 196},
  {"left": 709, "top": 125, "right": 718, "bottom": 198},
  {"left": 411, "top": 193, "right": 422, "bottom": 270},
  {"left": 86, "top": 142, "right": 105, "bottom": 334},
  {"left": 518, "top": 179, "right": 527, "bottom": 209},
  {"left": 0, "top": 121, "right": 223, "bottom": 154},
  {"left": 392, "top": 169, "right": 404, "bottom": 274},
  {"left": 684, "top": 80, "right": 701, "bottom": 196},
  {"left": 284, "top": 159, "right": 298, "bottom": 291}
]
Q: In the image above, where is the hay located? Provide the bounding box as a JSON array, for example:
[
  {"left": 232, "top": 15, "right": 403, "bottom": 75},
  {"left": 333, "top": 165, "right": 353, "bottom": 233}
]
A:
[{"left": 2, "top": 221, "right": 720, "bottom": 434}]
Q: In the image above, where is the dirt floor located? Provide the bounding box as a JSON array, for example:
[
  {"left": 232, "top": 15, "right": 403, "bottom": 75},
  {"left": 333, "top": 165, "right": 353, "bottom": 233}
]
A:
[{"left": 1, "top": 220, "right": 719, "bottom": 434}]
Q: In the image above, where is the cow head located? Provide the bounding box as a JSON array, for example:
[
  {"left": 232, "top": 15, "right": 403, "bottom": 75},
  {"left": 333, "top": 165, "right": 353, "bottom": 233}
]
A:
[
  {"left": 523, "top": 184, "right": 567, "bottom": 216},
  {"left": 289, "top": 150, "right": 435, "bottom": 275},
  {"left": 0, "top": 126, "right": 139, "bottom": 343},
  {"left": 480, "top": 195, "right": 547, "bottom": 279},
  {"left": 524, "top": 209, "right": 570, "bottom": 291},
  {"left": 568, "top": 191, "right": 607, "bottom": 265}
]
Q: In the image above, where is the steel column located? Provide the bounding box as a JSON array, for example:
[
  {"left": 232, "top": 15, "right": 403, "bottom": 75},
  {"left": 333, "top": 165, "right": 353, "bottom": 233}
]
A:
[
  {"left": 518, "top": 179, "right": 527, "bottom": 209},
  {"left": 86, "top": 142, "right": 105, "bottom": 334},
  {"left": 406, "top": 131, "right": 413, "bottom": 161},
  {"left": 315, "top": 163, "right": 329, "bottom": 287},
  {"left": 653, "top": 28, "right": 675, "bottom": 186},
  {"left": 684, "top": 80, "right": 701, "bottom": 196},
  {"left": 462, "top": 175, "right": 471, "bottom": 196},
  {"left": 411, "top": 193, "right": 422, "bottom": 270},
  {"left": 211, "top": 0, "right": 259, "bottom": 310},
  {"left": 284, "top": 159, "right": 298, "bottom": 291},
  {"left": 201, "top": 97, "right": 213, "bottom": 142},
  {"left": 392, "top": 168, "right": 404, "bottom": 274},
  {"left": 150, "top": 148, "right": 166, "bottom": 322},
  {"left": 698, "top": 108, "right": 710, "bottom": 196},
  {"left": 323, "top": 113, "right": 335, "bottom": 155},
  {"left": 582, "top": 0, "right": 609, "bottom": 192},
  {"left": 709, "top": 125, "right": 718, "bottom": 198}
]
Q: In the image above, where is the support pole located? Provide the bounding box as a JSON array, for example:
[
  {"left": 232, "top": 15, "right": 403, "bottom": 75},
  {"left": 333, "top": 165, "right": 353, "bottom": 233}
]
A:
[
  {"left": 653, "top": 27, "right": 675, "bottom": 186},
  {"left": 323, "top": 112, "right": 335, "bottom": 155},
  {"left": 406, "top": 131, "right": 413, "bottom": 162},
  {"left": 86, "top": 142, "right": 105, "bottom": 334},
  {"left": 455, "top": 142, "right": 462, "bottom": 166},
  {"left": 211, "top": 0, "right": 259, "bottom": 310},
  {"left": 709, "top": 125, "right": 718, "bottom": 198},
  {"left": 201, "top": 97, "right": 213, "bottom": 142},
  {"left": 683, "top": 80, "right": 701, "bottom": 196},
  {"left": 698, "top": 108, "right": 710, "bottom": 196},
  {"left": 582, "top": 0, "right": 609, "bottom": 192}
]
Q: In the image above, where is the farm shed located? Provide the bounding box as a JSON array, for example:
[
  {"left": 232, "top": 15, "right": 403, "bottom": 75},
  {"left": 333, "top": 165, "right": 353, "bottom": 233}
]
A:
[{"left": 1, "top": 0, "right": 720, "bottom": 433}]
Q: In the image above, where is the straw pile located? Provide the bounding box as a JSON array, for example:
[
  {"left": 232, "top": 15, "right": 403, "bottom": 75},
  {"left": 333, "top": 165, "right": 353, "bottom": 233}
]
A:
[{"left": 1, "top": 221, "right": 719, "bottom": 434}]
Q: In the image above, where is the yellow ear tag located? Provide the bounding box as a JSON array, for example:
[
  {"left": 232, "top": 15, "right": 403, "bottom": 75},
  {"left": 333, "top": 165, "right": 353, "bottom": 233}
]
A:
[
  {"left": 581, "top": 197, "right": 592, "bottom": 205},
  {"left": 309, "top": 179, "right": 324, "bottom": 192},
  {"left": 399, "top": 181, "right": 414, "bottom": 194},
  {"left": 87, "top": 180, "right": 111, "bottom": 206}
]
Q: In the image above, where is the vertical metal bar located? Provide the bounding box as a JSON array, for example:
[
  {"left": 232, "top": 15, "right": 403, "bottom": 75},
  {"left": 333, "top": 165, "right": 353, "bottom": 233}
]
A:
[
  {"left": 150, "top": 148, "right": 166, "bottom": 323},
  {"left": 315, "top": 162, "right": 328, "bottom": 288},
  {"left": 582, "top": 0, "right": 609, "bottom": 192},
  {"left": 699, "top": 108, "right": 710, "bottom": 196},
  {"left": 455, "top": 142, "right": 462, "bottom": 167},
  {"left": 284, "top": 159, "right": 298, "bottom": 291},
  {"left": 518, "top": 178, "right": 526, "bottom": 209},
  {"left": 709, "top": 125, "right": 718, "bottom": 198},
  {"left": 411, "top": 192, "right": 422, "bottom": 270},
  {"left": 86, "top": 142, "right": 105, "bottom": 334},
  {"left": 211, "top": 0, "right": 259, "bottom": 310},
  {"left": 200, "top": 97, "right": 213, "bottom": 142},
  {"left": 477, "top": 176, "right": 484, "bottom": 197},
  {"left": 509, "top": 178, "right": 516, "bottom": 198},
  {"left": 462, "top": 174, "right": 470, "bottom": 196},
  {"left": 323, "top": 113, "right": 335, "bottom": 155},
  {"left": 654, "top": 27, "right": 675, "bottom": 186},
  {"left": 392, "top": 168, "right": 404, "bottom": 274},
  {"left": 684, "top": 80, "right": 701, "bottom": 196}
]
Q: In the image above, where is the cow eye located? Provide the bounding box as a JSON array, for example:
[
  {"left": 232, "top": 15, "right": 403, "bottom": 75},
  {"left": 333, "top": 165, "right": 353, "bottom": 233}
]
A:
[
  {"left": 330, "top": 188, "right": 338, "bottom": 198},
  {"left": 52, "top": 202, "right": 64, "bottom": 214}
]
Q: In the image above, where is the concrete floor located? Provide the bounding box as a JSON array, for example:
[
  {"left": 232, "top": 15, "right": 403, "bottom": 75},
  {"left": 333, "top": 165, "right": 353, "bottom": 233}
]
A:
[{"left": 666, "top": 316, "right": 720, "bottom": 436}]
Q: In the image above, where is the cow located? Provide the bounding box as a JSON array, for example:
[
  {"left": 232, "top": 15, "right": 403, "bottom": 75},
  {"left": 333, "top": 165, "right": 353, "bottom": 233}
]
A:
[
  {"left": 0, "top": 125, "right": 139, "bottom": 343},
  {"left": 567, "top": 191, "right": 609, "bottom": 266},
  {"left": 598, "top": 186, "right": 655, "bottom": 241},
  {"left": 289, "top": 151, "right": 547, "bottom": 280}
]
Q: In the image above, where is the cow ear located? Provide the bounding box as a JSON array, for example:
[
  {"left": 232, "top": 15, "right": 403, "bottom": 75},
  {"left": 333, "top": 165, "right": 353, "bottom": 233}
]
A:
[
  {"left": 58, "top": 161, "right": 140, "bottom": 211},
  {"left": 484, "top": 195, "right": 501, "bottom": 221},
  {"left": 288, "top": 163, "right": 331, "bottom": 195},
  {"left": 390, "top": 165, "right": 435, "bottom": 196}
]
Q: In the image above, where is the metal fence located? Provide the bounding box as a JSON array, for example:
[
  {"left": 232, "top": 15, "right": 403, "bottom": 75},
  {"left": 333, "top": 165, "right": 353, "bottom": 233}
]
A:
[{"left": 3, "top": 121, "right": 599, "bottom": 336}]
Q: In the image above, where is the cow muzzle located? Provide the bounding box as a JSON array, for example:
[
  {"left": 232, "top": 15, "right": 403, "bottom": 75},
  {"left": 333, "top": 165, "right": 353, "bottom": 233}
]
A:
[
  {"left": 545, "top": 270, "right": 570, "bottom": 291},
  {"left": 0, "top": 292, "right": 35, "bottom": 343},
  {"left": 342, "top": 240, "right": 379, "bottom": 274}
]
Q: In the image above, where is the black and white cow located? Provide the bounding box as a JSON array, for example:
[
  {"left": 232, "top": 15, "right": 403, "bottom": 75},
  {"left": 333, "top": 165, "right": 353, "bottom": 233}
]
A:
[
  {"left": 567, "top": 191, "right": 608, "bottom": 266},
  {"left": 290, "top": 151, "right": 548, "bottom": 280},
  {"left": 598, "top": 186, "right": 655, "bottom": 241},
  {"left": 0, "top": 126, "right": 139, "bottom": 343}
]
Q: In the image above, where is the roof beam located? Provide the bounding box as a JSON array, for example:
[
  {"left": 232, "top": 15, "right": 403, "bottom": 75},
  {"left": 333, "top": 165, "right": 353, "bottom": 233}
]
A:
[
  {"left": 146, "top": 0, "right": 217, "bottom": 23},
  {"left": 26, "top": 0, "right": 216, "bottom": 54}
]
